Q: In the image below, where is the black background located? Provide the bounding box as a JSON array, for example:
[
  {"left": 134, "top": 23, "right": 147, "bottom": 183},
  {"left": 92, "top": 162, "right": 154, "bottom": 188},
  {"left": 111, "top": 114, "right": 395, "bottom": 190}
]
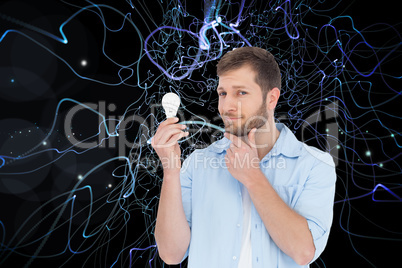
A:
[{"left": 0, "top": 0, "right": 401, "bottom": 267}]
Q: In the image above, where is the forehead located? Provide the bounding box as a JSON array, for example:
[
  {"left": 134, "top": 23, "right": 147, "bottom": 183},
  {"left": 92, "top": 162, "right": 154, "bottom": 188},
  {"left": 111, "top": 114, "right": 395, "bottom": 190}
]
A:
[{"left": 217, "top": 65, "right": 259, "bottom": 89}]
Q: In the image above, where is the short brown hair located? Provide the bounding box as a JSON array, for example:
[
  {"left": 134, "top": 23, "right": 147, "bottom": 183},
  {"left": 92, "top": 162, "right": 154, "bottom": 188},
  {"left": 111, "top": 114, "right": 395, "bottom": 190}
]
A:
[{"left": 216, "top": 47, "right": 281, "bottom": 97}]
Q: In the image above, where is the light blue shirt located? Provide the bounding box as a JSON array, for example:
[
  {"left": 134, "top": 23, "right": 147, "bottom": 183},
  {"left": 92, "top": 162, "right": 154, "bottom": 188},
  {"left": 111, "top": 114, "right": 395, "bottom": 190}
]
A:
[{"left": 179, "top": 123, "right": 336, "bottom": 267}]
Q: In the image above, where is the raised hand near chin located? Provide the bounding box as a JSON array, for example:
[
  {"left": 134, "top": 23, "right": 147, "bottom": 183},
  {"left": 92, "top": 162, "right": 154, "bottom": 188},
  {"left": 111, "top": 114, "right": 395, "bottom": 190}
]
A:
[{"left": 224, "top": 128, "right": 263, "bottom": 186}]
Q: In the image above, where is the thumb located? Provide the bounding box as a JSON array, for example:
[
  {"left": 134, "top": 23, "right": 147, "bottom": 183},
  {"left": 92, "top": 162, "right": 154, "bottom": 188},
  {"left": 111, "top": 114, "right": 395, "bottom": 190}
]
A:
[{"left": 248, "top": 128, "right": 257, "bottom": 148}]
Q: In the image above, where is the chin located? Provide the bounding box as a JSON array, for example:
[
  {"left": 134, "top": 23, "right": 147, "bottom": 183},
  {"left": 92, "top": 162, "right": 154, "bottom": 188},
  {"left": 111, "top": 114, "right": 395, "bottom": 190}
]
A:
[{"left": 224, "top": 127, "right": 249, "bottom": 137}]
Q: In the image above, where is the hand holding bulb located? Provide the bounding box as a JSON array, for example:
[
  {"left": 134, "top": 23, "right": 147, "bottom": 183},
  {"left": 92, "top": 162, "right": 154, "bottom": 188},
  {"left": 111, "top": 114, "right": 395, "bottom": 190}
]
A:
[{"left": 150, "top": 93, "right": 189, "bottom": 170}]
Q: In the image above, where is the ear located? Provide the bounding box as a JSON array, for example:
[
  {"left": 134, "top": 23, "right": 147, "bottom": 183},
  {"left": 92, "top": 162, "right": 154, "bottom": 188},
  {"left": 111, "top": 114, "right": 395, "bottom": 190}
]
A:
[{"left": 266, "top": 87, "right": 280, "bottom": 110}]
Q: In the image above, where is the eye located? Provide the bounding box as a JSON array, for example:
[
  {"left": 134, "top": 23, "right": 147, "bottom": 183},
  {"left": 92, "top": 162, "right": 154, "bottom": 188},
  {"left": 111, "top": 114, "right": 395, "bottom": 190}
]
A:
[
  {"left": 239, "top": 91, "right": 247, "bottom": 95},
  {"left": 218, "top": 91, "right": 226, "bottom": 96}
]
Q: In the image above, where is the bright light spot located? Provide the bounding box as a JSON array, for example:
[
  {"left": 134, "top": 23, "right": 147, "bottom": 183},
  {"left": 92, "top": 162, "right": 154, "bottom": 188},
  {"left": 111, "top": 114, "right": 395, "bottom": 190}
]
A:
[
  {"left": 336, "top": 145, "right": 340, "bottom": 149},
  {"left": 81, "top": 60, "right": 88, "bottom": 66},
  {"left": 42, "top": 141, "right": 47, "bottom": 146},
  {"left": 108, "top": 184, "right": 112, "bottom": 188},
  {"left": 365, "top": 150, "right": 371, "bottom": 157},
  {"left": 78, "top": 174, "right": 83, "bottom": 180},
  {"left": 216, "top": 17, "right": 222, "bottom": 23},
  {"left": 379, "top": 163, "right": 383, "bottom": 168}
]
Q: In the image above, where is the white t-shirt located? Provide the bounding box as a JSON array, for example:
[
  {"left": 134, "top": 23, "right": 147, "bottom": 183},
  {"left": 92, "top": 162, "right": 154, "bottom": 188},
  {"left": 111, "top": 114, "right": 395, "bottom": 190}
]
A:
[{"left": 238, "top": 184, "right": 252, "bottom": 268}]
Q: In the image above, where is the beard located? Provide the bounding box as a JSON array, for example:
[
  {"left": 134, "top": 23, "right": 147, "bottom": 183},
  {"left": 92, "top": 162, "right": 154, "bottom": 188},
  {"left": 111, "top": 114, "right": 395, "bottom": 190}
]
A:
[{"left": 223, "top": 100, "right": 268, "bottom": 137}]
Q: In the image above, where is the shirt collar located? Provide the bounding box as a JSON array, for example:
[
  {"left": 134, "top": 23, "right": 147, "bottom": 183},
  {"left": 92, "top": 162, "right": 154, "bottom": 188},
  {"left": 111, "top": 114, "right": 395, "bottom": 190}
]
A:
[{"left": 209, "top": 123, "right": 303, "bottom": 158}]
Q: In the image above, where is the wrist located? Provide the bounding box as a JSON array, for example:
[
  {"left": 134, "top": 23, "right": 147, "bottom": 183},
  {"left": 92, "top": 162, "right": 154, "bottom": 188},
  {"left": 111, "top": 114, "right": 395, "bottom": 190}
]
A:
[
  {"left": 163, "top": 167, "right": 181, "bottom": 177},
  {"left": 244, "top": 169, "right": 267, "bottom": 190},
  {"left": 160, "top": 153, "right": 182, "bottom": 170}
]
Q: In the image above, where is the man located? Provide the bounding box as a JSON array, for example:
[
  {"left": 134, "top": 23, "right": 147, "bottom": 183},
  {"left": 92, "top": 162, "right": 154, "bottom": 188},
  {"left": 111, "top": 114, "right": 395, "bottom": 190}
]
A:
[{"left": 152, "top": 47, "right": 336, "bottom": 267}]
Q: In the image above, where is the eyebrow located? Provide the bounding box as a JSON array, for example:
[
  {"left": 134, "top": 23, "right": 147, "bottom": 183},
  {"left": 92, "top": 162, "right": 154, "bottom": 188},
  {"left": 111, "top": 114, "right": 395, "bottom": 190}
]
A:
[{"left": 217, "top": 85, "right": 248, "bottom": 91}]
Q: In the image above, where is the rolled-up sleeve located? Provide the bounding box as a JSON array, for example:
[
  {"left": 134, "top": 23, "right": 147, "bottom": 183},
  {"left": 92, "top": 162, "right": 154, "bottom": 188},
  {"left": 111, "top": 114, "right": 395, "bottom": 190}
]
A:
[{"left": 293, "top": 152, "right": 337, "bottom": 263}]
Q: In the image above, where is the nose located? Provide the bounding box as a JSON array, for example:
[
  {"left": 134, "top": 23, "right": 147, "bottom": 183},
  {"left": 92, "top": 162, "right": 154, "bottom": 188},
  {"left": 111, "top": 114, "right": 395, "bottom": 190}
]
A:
[{"left": 221, "top": 95, "right": 238, "bottom": 114}]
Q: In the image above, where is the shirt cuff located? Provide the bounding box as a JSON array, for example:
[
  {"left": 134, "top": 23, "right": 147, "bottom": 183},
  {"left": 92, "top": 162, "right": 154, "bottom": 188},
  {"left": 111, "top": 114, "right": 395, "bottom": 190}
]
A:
[{"left": 307, "top": 219, "right": 329, "bottom": 264}]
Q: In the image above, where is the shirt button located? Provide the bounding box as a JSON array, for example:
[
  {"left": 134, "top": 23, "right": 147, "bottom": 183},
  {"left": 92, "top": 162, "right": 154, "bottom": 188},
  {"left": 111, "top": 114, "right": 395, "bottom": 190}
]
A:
[{"left": 233, "top": 256, "right": 237, "bottom": 261}]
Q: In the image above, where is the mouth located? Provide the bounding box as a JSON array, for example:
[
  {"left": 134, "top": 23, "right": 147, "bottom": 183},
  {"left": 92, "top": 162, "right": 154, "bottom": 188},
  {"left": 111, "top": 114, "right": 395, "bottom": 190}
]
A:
[{"left": 224, "top": 116, "right": 242, "bottom": 122}]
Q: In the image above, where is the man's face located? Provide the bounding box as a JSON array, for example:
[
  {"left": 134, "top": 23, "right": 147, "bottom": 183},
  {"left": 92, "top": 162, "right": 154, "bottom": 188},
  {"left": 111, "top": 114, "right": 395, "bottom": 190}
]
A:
[{"left": 217, "top": 65, "right": 269, "bottom": 137}]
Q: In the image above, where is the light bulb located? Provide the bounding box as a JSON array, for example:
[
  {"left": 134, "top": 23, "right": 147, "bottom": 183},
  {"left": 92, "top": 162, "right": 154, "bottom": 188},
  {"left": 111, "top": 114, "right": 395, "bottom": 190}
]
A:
[{"left": 162, "top": 92, "right": 181, "bottom": 118}]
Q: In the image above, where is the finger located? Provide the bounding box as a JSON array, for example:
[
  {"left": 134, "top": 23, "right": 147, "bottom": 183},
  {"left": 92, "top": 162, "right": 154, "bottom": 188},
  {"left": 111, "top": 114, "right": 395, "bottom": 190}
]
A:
[
  {"left": 159, "top": 131, "right": 188, "bottom": 149},
  {"left": 154, "top": 118, "right": 181, "bottom": 141},
  {"left": 166, "top": 130, "right": 189, "bottom": 144},
  {"left": 247, "top": 128, "right": 257, "bottom": 148},
  {"left": 154, "top": 123, "right": 186, "bottom": 143},
  {"left": 226, "top": 144, "right": 236, "bottom": 156},
  {"left": 224, "top": 154, "right": 231, "bottom": 167},
  {"left": 153, "top": 129, "right": 185, "bottom": 150},
  {"left": 225, "top": 153, "right": 235, "bottom": 169},
  {"left": 158, "top": 117, "right": 179, "bottom": 128},
  {"left": 224, "top": 132, "right": 243, "bottom": 147},
  {"left": 157, "top": 126, "right": 187, "bottom": 144}
]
